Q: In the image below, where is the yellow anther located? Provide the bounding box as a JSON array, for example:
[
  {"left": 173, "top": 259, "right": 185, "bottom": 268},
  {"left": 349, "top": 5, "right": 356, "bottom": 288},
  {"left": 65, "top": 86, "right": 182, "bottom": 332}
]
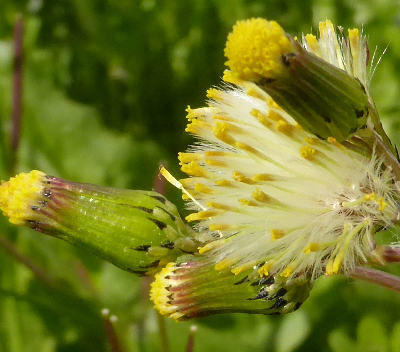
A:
[
  {"left": 303, "top": 242, "right": 322, "bottom": 253},
  {"left": 266, "top": 98, "right": 285, "bottom": 120},
  {"left": 185, "top": 105, "right": 192, "bottom": 113},
  {"left": 0, "top": 170, "right": 45, "bottom": 225},
  {"left": 326, "top": 220, "right": 369, "bottom": 276},
  {"left": 205, "top": 158, "right": 226, "bottom": 167},
  {"left": 179, "top": 178, "right": 195, "bottom": 187},
  {"left": 270, "top": 229, "right": 285, "bottom": 240},
  {"left": 327, "top": 136, "right": 342, "bottom": 147},
  {"left": 325, "top": 260, "right": 334, "bottom": 276},
  {"left": 305, "top": 137, "right": 319, "bottom": 145},
  {"left": 181, "top": 162, "right": 207, "bottom": 177},
  {"left": 213, "top": 122, "right": 236, "bottom": 145},
  {"left": 299, "top": 145, "right": 316, "bottom": 160},
  {"left": 224, "top": 18, "right": 293, "bottom": 80},
  {"left": 209, "top": 224, "right": 232, "bottom": 231},
  {"left": 348, "top": 28, "right": 360, "bottom": 52},
  {"left": 246, "top": 87, "right": 267, "bottom": 100},
  {"left": 185, "top": 105, "right": 197, "bottom": 121},
  {"left": 212, "top": 114, "right": 235, "bottom": 122},
  {"left": 233, "top": 171, "right": 255, "bottom": 184},
  {"left": 250, "top": 108, "right": 272, "bottom": 127},
  {"left": 331, "top": 256, "right": 343, "bottom": 275},
  {"left": 252, "top": 189, "right": 270, "bottom": 203},
  {"left": 215, "top": 258, "right": 236, "bottom": 271},
  {"left": 185, "top": 107, "right": 213, "bottom": 121},
  {"left": 363, "top": 192, "right": 375, "bottom": 201},
  {"left": 235, "top": 141, "right": 258, "bottom": 154},
  {"left": 185, "top": 120, "right": 211, "bottom": 134},
  {"left": 280, "top": 265, "right": 293, "bottom": 278},
  {"left": 294, "top": 122, "right": 303, "bottom": 130},
  {"left": 275, "top": 119, "right": 293, "bottom": 134},
  {"left": 206, "top": 88, "right": 223, "bottom": 100},
  {"left": 194, "top": 183, "right": 214, "bottom": 194},
  {"left": 215, "top": 179, "right": 234, "bottom": 187},
  {"left": 378, "top": 197, "right": 387, "bottom": 212},
  {"left": 258, "top": 262, "right": 273, "bottom": 277},
  {"left": 348, "top": 28, "right": 360, "bottom": 75},
  {"left": 206, "top": 201, "right": 232, "bottom": 211},
  {"left": 267, "top": 110, "right": 283, "bottom": 122},
  {"left": 252, "top": 173, "right": 273, "bottom": 182},
  {"left": 198, "top": 239, "right": 225, "bottom": 254},
  {"left": 267, "top": 97, "right": 281, "bottom": 110},
  {"left": 222, "top": 69, "right": 243, "bottom": 85},
  {"left": 305, "top": 33, "right": 320, "bottom": 55},
  {"left": 319, "top": 20, "right": 335, "bottom": 36},
  {"left": 231, "top": 261, "right": 257, "bottom": 275},
  {"left": 178, "top": 152, "right": 203, "bottom": 164},
  {"left": 238, "top": 199, "right": 257, "bottom": 206},
  {"left": 185, "top": 210, "right": 219, "bottom": 222},
  {"left": 205, "top": 151, "right": 227, "bottom": 157}
]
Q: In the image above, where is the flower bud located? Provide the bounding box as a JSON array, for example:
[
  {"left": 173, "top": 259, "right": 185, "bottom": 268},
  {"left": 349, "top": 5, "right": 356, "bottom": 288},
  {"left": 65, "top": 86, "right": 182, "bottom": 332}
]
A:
[
  {"left": 0, "top": 171, "right": 197, "bottom": 275},
  {"left": 150, "top": 256, "right": 312, "bottom": 320},
  {"left": 224, "top": 18, "right": 371, "bottom": 141}
]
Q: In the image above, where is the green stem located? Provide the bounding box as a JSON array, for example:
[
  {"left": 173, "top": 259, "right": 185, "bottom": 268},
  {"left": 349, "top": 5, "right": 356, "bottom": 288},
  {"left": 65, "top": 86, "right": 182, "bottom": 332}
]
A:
[
  {"left": 155, "top": 164, "right": 171, "bottom": 352},
  {"left": 2, "top": 261, "right": 23, "bottom": 352},
  {"left": 157, "top": 313, "right": 170, "bottom": 352},
  {"left": 0, "top": 235, "right": 57, "bottom": 288}
]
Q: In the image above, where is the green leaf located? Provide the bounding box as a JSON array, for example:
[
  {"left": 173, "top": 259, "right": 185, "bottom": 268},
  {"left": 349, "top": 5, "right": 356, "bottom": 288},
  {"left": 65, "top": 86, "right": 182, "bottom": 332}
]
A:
[
  {"left": 392, "top": 322, "right": 400, "bottom": 352},
  {"left": 356, "top": 316, "right": 388, "bottom": 352},
  {"left": 275, "top": 311, "right": 310, "bottom": 352},
  {"left": 328, "top": 329, "right": 356, "bottom": 352}
]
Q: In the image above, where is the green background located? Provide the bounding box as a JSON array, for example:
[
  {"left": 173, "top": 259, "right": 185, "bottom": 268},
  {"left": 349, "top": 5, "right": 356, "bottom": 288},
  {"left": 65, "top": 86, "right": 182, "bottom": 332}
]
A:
[{"left": 1, "top": 0, "right": 400, "bottom": 351}]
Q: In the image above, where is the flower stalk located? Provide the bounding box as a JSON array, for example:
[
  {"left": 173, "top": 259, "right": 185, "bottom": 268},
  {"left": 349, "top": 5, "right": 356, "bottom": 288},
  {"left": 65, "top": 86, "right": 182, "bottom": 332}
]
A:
[
  {"left": 348, "top": 267, "right": 400, "bottom": 294},
  {"left": 11, "top": 16, "right": 24, "bottom": 173}
]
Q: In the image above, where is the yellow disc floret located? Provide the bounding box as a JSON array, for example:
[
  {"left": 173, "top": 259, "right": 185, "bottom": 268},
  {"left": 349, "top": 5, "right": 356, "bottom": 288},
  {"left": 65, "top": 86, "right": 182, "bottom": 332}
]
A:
[
  {"left": 150, "top": 262, "right": 184, "bottom": 320},
  {"left": 224, "top": 18, "right": 294, "bottom": 80},
  {"left": 0, "top": 170, "right": 45, "bottom": 225}
]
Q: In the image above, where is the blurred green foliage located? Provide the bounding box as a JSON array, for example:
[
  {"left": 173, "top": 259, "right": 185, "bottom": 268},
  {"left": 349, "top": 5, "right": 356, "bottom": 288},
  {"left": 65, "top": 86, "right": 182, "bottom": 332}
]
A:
[{"left": 0, "top": 0, "right": 400, "bottom": 351}]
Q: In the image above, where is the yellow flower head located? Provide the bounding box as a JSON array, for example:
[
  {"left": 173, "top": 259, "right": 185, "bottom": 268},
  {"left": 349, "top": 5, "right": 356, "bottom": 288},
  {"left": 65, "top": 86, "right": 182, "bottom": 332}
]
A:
[
  {"left": 0, "top": 170, "right": 45, "bottom": 225},
  {"left": 224, "top": 18, "right": 294, "bottom": 80}
]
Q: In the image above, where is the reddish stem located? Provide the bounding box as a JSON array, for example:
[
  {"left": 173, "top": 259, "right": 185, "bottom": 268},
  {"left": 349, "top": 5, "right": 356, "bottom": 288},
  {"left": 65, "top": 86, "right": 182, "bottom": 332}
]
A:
[
  {"left": 185, "top": 325, "right": 197, "bottom": 352},
  {"left": 154, "top": 163, "right": 167, "bottom": 194},
  {"left": 348, "top": 266, "right": 400, "bottom": 293},
  {"left": 381, "top": 246, "right": 400, "bottom": 263},
  {"left": 103, "top": 314, "right": 123, "bottom": 352},
  {"left": 11, "top": 16, "right": 24, "bottom": 172}
]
